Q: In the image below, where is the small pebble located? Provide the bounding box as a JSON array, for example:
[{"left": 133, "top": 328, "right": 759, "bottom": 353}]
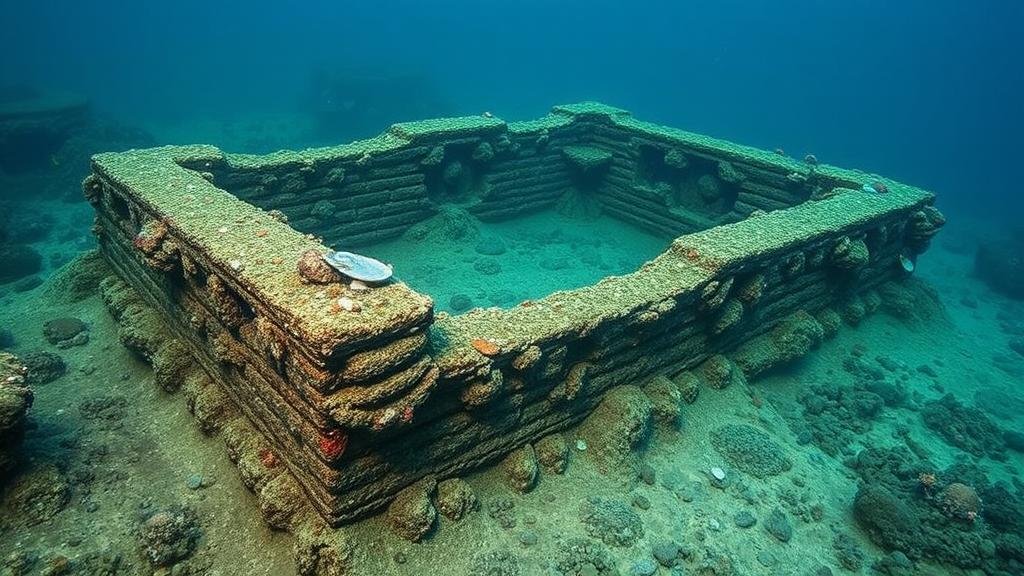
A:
[
  {"left": 394, "top": 552, "right": 407, "bottom": 564},
  {"left": 630, "top": 558, "right": 657, "bottom": 576},
  {"left": 518, "top": 530, "right": 538, "bottom": 547},
  {"left": 186, "top": 474, "right": 204, "bottom": 490},
  {"left": 710, "top": 466, "right": 726, "bottom": 481},
  {"left": 576, "top": 439, "right": 587, "bottom": 451},
  {"left": 652, "top": 542, "right": 679, "bottom": 567},
  {"left": 757, "top": 551, "right": 777, "bottom": 567},
  {"left": 639, "top": 463, "right": 656, "bottom": 486},
  {"left": 632, "top": 494, "right": 651, "bottom": 510},
  {"left": 733, "top": 510, "right": 756, "bottom": 528}
]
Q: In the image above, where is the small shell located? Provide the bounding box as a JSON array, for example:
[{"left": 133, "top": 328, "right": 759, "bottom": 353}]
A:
[
  {"left": 349, "top": 280, "right": 370, "bottom": 292},
  {"left": 710, "top": 466, "right": 726, "bottom": 481},
  {"left": 337, "top": 297, "right": 361, "bottom": 312},
  {"left": 229, "top": 259, "right": 244, "bottom": 271}
]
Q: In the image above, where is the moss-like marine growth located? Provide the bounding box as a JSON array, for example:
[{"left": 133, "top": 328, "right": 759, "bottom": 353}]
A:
[
  {"left": 0, "top": 352, "right": 32, "bottom": 479},
  {"left": 561, "top": 145, "right": 612, "bottom": 172},
  {"left": 709, "top": 423, "right": 792, "bottom": 478},
  {"left": 578, "top": 496, "right": 644, "bottom": 547},
  {"left": 847, "top": 446, "right": 1023, "bottom": 572},
  {"left": 385, "top": 478, "right": 437, "bottom": 542},
  {"left": 922, "top": 393, "right": 1006, "bottom": 459},
  {"left": 578, "top": 386, "right": 652, "bottom": 483},
  {"left": 733, "top": 311, "right": 824, "bottom": 378}
]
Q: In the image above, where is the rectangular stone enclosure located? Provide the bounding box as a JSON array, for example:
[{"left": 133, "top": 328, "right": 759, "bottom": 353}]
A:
[{"left": 85, "top": 102, "right": 944, "bottom": 525}]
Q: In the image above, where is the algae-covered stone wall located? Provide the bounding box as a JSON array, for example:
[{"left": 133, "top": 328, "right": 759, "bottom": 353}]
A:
[
  {"left": 186, "top": 102, "right": 851, "bottom": 249},
  {"left": 85, "top": 102, "right": 943, "bottom": 526}
]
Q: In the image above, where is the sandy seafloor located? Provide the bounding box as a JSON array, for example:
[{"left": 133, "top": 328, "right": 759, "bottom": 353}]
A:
[{"left": 1, "top": 191, "right": 1023, "bottom": 576}]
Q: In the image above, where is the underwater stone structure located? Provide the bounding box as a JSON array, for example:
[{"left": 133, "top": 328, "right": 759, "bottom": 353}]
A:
[{"left": 84, "top": 102, "right": 944, "bottom": 526}]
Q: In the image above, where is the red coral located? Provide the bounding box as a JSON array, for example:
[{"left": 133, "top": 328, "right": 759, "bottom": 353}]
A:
[{"left": 318, "top": 430, "right": 348, "bottom": 460}]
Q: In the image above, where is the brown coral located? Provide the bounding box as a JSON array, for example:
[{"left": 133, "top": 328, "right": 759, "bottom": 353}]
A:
[{"left": 940, "top": 482, "right": 980, "bottom": 521}]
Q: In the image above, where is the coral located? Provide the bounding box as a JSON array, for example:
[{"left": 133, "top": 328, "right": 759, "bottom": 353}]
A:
[
  {"left": 764, "top": 508, "right": 793, "bottom": 542},
  {"left": 138, "top": 506, "right": 201, "bottom": 566},
  {"left": 940, "top": 483, "right": 981, "bottom": 521},
  {"left": 922, "top": 394, "right": 1006, "bottom": 458},
  {"left": 578, "top": 497, "right": 644, "bottom": 547},
  {"left": 853, "top": 484, "right": 922, "bottom": 557},
  {"left": 293, "top": 518, "right": 354, "bottom": 576},
  {"left": 709, "top": 423, "right": 792, "bottom": 478},
  {"left": 554, "top": 537, "right": 619, "bottom": 576},
  {"left": 2, "top": 464, "right": 70, "bottom": 526},
  {"left": 385, "top": 478, "right": 437, "bottom": 542}
]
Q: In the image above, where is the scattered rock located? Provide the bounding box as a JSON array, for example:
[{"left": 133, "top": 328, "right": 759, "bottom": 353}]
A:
[
  {"left": 764, "top": 508, "right": 793, "bottom": 543},
  {"left": 579, "top": 386, "right": 652, "bottom": 483},
  {"left": 554, "top": 537, "right": 618, "bottom": 576},
  {"left": 385, "top": 478, "right": 437, "bottom": 542},
  {"left": 2, "top": 463, "right": 69, "bottom": 525},
  {"left": 78, "top": 394, "right": 128, "bottom": 430},
  {"left": 138, "top": 506, "right": 201, "bottom": 566},
  {"left": 579, "top": 497, "right": 644, "bottom": 547},
  {"left": 21, "top": 351, "right": 65, "bottom": 384},
  {"left": 709, "top": 423, "right": 792, "bottom": 478},
  {"left": 642, "top": 375, "right": 682, "bottom": 428},
  {"left": 733, "top": 510, "right": 756, "bottom": 528},
  {"left": 449, "top": 293, "right": 474, "bottom": 313},
  {"left": 436, "top": 478, "right": 477, "bottom": 521},
  {"left": 922, "top": 393, "right": 1006, "bottom": 458},
  {"left": 296, "top": 250, "right": 339, "bottom": 284},
  {"left": 468, "top": 549, "right": 520, "bottom": 576},
  {"left": 43, "top": 317, "right": 88, "bottom": 347},
  {"left": 502, "top": 444, "right": 538, "bottom": 493},
  {"left": 535, "top": 434, "right": 569, "bottom": 475},
  {"left": 652, "top": 541, "right": 680, "bottom": 567}
]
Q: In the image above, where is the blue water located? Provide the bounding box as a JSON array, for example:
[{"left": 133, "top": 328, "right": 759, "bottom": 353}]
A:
[
  {"left": 3, "top": 0, "right": 1021, "bottom": 220},
  {"left": 3, "top": 3, "right": 1024, "bottom": 575}
]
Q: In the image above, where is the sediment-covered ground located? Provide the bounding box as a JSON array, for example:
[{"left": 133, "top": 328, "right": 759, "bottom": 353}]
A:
[{"left": 2, "top": 211, "right": 1023, "bottom": 575}]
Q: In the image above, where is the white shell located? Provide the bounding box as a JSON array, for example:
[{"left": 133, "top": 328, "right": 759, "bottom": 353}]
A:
[
  {"left": 710, "top": 466, "right": 726, "bottom": 481},
  {"left": 337, "top": 297, "right": 362, "bottom": 312}
]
